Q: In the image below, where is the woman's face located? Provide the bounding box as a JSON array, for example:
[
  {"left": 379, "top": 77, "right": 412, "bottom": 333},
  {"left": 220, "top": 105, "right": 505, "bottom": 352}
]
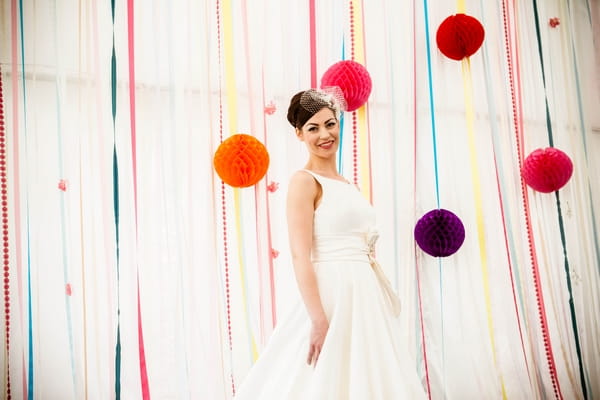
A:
[{"left": 297, "top": 107, "right": 339, "bottom": 157}]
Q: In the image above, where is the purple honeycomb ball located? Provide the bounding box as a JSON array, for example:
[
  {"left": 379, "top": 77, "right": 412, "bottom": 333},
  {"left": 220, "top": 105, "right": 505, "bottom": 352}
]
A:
[{"left": 414, "top": 209, "right": 465, "bottom": 257}]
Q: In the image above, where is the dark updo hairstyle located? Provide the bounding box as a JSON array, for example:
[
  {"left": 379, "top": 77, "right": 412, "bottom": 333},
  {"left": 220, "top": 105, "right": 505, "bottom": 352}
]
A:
[{"left": 286, "top": 90, "right": 338, "bottom": 129}]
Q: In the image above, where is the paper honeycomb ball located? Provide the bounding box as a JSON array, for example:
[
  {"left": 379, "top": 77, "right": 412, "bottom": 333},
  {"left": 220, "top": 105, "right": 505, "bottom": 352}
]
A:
[
  {"left": 521, "top": 147, "right": 573, "bottom": 193},
  {"left": 414, "top": 209, "right": 465, "bottom": 257},
  {"left": 320, "top": 60, "right": 372, "bottom": 112},
  {"left": 213, "top": 134, "right": 270, "bottom": 188},
  {"left": 436, "top": 13, "right": 485, "bottom": 60}
]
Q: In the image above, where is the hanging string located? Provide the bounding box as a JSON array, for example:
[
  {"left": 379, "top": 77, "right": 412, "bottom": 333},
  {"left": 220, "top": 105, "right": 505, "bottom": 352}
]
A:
[
  {"left": 215, "top": 0, "right": 236, "bottom": 395},
  {"left": 349, "top": 1, "right": 358, "bottom": 186},
  {"left": 0, "top": 65, "right": 12, "bottom": 400},
  {"left": 531, "top": 2, "right": 587, "bottom": 398},
  {"left": 501, "top": 1, "right": 563, "bottom": 398},
  {"left": 51, "top": 1, "right": 78, "bottom": 396},
  {"left": 109, "top": 0, "right": 123, "bottom": 397}
]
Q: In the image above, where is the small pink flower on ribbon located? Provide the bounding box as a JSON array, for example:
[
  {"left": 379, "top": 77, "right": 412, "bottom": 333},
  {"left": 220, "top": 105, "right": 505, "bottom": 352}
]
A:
[
  {"left": 58, "top": 179, "right": 68, "bottom": 191},
  {"left": 65, "top": 283, "right": 72, "bottom": 296},
  {"left": 549, "top": 17, "right": 560, "bottom": 28},
  {"left": 271, "top": 248, "right": 280, "bottom": 259},
  {"left": 264, "top": 101, "right": 277, "bottom": 115},
  {"left": 267, "top": 181, "right": 279, "bottom": 193}
]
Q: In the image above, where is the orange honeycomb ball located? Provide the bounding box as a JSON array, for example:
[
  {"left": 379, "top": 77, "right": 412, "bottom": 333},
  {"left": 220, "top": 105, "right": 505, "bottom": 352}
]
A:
[{"left": 213, "top": 134, "right": 270, "bottom": 188}]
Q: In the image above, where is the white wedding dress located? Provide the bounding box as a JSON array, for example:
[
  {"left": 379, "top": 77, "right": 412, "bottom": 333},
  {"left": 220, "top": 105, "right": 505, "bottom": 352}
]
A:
[{"left": 235, "top": 170, "right": 427, "bottom": 399}]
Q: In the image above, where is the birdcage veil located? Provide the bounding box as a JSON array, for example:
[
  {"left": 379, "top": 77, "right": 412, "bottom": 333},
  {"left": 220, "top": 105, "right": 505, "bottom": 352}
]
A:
[{"left": 299, "top": 87, "right": 347, "bottom": 120}]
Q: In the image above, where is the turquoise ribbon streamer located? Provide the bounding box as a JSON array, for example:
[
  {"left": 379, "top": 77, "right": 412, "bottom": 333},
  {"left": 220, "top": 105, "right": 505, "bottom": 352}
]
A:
[
  {"left": 422, "top": 0, "right": 440, "bottom": 209},
  {"left": 110, "top": 0, "right": 122, "bottom": 398},
  {"left": 531, "top": 2, "right": 588, "bottom": 398},
  {"left": 17, "top": 0, "right": 34, "bottom": 397},
  {"left": 422, "top": 0, "right": 445, "bottom": 390}
]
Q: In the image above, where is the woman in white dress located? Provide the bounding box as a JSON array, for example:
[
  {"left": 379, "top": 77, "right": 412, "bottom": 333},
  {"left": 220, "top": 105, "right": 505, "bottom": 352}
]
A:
[{"left": 234, "top": 89, "right": 427, "bottom": 399}]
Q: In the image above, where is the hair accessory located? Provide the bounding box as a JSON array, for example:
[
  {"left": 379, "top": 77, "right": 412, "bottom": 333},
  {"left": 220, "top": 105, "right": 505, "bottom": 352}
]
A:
[{"left": 299, "top": 87, "right": 347, "bottom": 119}]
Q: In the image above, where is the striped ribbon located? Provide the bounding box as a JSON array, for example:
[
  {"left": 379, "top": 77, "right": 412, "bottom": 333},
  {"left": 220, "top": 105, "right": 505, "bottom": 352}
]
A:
[
  {"left": 51, "top": 1, "right": 78, "bottom": 396},
  {"left": 215, "top": 0, "right": 236, "bottom": 395},
  {"left": 109, "top": 0, "right": 123, "bottom": 398},
  {"left": 0, "top": 64, "right": 12, "bottom": 400},
  {"left": 501, "top": 1, "right": 563, "bottom": 398},
  {"left": 531, "top": 1, "right": 587, "bottom": 398}
]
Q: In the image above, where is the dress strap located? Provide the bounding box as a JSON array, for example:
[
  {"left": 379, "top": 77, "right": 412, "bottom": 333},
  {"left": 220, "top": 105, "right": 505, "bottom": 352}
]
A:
[{"left": 301, "top": 169, "right": 324, "bottom": 184}]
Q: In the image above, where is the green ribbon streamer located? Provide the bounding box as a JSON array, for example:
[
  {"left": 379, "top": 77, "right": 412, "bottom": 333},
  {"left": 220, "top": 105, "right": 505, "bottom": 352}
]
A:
[{"left": 531, "top": 2, "right": 588, "bottom": 398}]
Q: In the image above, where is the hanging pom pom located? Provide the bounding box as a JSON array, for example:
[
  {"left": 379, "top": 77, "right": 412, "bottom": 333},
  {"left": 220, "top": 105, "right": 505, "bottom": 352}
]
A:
[
  {"left": 320, "top": 60, "right": 372, "bottom": 112},
  {"left": 521, "top": 147, "right": 573, "bottom": 193},
  {"left": 213, "top": 134, "right": 270, "bottom": 188},
  {"left": 436, "top": 13, "right": 485, "bottom": 60},
  {"left": 414, "top": 209, "right": 465, "bottom": 257}
]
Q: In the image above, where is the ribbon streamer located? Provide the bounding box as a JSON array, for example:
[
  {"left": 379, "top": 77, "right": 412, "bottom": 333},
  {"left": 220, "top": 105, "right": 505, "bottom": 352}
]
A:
[
  {"left": 531, "top": 1, "right": 587, "bottom": 397},
  {"left": 501, "top": 1, "right": 563, "bottom": 398}
]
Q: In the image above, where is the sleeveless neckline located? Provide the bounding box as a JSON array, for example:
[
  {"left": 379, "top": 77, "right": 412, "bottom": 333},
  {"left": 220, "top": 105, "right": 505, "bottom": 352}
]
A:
[{"left": 304, "top": 169, "right": 351, "bottom": 185}]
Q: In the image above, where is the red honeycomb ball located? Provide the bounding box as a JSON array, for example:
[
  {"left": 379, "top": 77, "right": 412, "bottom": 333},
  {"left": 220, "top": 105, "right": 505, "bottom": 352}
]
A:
[
  {"left": 522, "top": 147, "right": 573, "bottom": 193},
  {"left": 213, "top": 134, "right": 270, "bottom": 188},
  {"left": 436, "top": 13, "right": 485, "bottom": 60},
  {"left": 320, "top": 60, "right": 372, "bottom": 112}
]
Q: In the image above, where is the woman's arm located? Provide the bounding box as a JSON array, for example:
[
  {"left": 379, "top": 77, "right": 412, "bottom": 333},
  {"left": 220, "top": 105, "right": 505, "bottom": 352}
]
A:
[{"left": 286, "top": 171, "right": 328, "bottom": 365}]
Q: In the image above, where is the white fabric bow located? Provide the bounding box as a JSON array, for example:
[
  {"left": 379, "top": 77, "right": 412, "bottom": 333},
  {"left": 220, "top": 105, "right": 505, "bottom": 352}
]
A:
[{"left": 366, "top": 231, "right": 402, "bottom": 317}]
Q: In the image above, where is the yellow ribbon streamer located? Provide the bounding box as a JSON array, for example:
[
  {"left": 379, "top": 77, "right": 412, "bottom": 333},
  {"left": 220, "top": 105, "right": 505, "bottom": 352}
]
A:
[
  {"left": 351, "top": 0, "right": 372, "bottom": 202},
  {"left": 462, "top": 58, "right": 508, "bottom": 399},
  {"left": 222, "top": 0, "right": 259, "bottom": 362}
]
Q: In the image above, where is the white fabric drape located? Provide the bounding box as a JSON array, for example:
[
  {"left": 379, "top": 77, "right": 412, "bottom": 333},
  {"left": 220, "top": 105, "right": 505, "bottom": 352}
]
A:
[{"left": 1, "top": 0, "right": 599, "bottom": 399}]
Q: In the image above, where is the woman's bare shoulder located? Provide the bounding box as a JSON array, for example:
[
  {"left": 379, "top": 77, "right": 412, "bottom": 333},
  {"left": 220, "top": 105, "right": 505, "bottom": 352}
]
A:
[{"left": 288, "top": 170, "right": 319, "bottom": 198}]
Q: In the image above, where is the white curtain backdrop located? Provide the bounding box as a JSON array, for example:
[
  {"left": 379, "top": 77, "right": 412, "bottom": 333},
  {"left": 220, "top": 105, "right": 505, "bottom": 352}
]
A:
[{"left": 1, "top": 0, "right": 599, "bottom": 399}]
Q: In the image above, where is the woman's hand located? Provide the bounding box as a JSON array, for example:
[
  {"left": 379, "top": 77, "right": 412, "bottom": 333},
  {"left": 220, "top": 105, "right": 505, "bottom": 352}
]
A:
[{"left": 307, "top": 318, "right": 329, "bottom": 366}]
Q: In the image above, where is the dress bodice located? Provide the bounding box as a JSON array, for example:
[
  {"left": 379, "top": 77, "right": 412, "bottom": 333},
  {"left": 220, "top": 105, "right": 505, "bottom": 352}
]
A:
[{"left": 302, "top": 170, "right": 377, "bottom": 264}]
